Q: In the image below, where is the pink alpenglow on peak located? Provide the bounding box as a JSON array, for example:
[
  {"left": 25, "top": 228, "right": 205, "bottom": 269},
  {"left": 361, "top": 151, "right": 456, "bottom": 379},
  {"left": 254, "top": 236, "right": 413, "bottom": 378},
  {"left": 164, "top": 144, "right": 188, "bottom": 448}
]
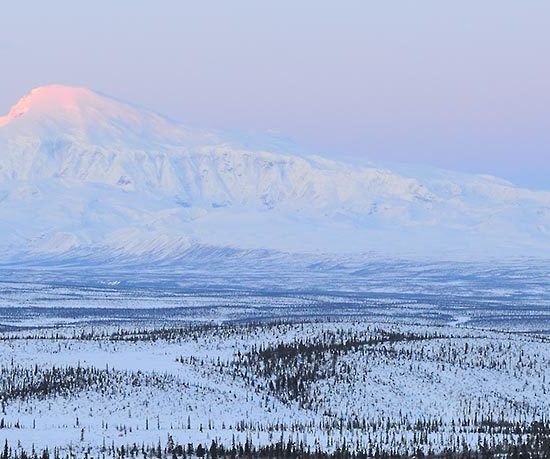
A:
[
  {"left": 0, "top": 85, "right": 93, "bottom": 126},
  {"left": 0, "top": 84, "right": 207, "bottom": 146}
]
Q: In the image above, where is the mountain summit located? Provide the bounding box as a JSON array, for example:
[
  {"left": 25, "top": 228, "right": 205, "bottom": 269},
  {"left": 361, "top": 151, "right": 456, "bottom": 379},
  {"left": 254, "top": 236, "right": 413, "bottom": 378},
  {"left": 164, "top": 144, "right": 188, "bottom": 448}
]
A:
[
  {"left": 1, "top": 85, "right": 94, "bottom": 122},
  {"left": 0, "top": 85, "right": 212, "bottom": 148},
  {"left": 0, "top": 85, "right": 549, "bottom": 262}
]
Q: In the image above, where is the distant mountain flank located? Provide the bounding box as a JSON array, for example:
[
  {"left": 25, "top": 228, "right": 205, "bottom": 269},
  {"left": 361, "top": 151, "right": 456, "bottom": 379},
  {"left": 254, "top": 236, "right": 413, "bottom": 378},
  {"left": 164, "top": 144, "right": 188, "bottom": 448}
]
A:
[{"left": 0, "top": 85, "right": 549, "bottom": 262}]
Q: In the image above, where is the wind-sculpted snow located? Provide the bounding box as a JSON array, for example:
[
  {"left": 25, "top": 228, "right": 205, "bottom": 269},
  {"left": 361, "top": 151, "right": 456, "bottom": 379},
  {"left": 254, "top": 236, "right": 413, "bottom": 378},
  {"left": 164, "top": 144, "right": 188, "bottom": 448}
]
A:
[{"left": 0, "top": 85, "right": 549, "bottom": 261}]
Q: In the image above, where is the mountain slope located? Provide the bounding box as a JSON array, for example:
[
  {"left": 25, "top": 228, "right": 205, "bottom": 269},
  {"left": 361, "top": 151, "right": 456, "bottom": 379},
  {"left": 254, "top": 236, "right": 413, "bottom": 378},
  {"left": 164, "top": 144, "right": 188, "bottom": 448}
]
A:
[{"left": 0, "top": 85, "right": 549, "bottom": 262}]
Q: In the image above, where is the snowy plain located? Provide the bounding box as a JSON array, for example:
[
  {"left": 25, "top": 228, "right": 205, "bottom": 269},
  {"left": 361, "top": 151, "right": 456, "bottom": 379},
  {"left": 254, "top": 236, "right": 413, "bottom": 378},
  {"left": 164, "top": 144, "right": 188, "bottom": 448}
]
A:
[{"left": 0, "top": 258, "right": 549, "bottom": 457}]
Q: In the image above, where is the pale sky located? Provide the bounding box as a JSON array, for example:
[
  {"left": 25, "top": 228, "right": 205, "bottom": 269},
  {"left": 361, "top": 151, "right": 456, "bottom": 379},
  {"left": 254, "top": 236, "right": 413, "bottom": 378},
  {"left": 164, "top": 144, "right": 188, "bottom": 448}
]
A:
[{"left": 1, "top": 1, "right": 549, "bottom": 189}]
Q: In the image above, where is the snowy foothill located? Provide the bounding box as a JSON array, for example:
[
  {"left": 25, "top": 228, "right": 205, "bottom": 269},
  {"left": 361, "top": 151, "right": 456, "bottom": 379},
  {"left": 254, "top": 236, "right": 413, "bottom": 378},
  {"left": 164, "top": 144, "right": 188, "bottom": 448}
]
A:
[{"left": 0, "top": 320, "right": 549, "bottom": 457}]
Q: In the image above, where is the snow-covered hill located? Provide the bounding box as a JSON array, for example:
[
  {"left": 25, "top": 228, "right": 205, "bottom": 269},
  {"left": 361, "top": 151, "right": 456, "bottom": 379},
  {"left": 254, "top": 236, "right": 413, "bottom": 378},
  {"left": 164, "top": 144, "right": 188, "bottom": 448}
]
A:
[{"left": 0, "top": 85, "right": 549, "bottom": 262}]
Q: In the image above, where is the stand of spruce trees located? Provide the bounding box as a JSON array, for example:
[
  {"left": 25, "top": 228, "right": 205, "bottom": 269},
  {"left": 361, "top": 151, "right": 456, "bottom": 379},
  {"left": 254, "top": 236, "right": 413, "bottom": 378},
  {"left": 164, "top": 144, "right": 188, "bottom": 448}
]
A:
[{"left": 1, "top": 422, "right": 550, "bottom": 459}]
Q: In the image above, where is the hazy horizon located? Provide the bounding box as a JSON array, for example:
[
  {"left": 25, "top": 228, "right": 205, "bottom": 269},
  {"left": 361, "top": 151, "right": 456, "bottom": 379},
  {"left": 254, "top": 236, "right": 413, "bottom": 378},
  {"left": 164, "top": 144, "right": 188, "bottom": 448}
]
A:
[{"left": 1, "top": 1, "right": 549, "bottom": 189}]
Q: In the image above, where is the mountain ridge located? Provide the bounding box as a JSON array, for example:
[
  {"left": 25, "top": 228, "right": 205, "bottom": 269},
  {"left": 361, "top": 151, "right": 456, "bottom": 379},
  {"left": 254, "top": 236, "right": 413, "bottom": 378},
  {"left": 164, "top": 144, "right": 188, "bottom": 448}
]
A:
[{"left": 0, "top": 85, "right": 549, "bottom": 262}]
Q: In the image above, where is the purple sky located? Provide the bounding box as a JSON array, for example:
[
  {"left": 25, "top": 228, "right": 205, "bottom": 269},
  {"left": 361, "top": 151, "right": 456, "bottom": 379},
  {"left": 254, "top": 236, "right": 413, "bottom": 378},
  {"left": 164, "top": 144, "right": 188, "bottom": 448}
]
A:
[{"left": 1, "top": 1, "right": 549, "bottom": 189}]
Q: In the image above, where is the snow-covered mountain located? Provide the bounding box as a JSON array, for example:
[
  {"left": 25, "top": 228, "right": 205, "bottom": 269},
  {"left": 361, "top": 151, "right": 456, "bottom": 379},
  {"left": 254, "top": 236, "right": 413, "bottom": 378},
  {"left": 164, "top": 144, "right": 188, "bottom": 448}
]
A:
[{"left": 0, "top": 84, "right": 549, "bottom": 263}]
